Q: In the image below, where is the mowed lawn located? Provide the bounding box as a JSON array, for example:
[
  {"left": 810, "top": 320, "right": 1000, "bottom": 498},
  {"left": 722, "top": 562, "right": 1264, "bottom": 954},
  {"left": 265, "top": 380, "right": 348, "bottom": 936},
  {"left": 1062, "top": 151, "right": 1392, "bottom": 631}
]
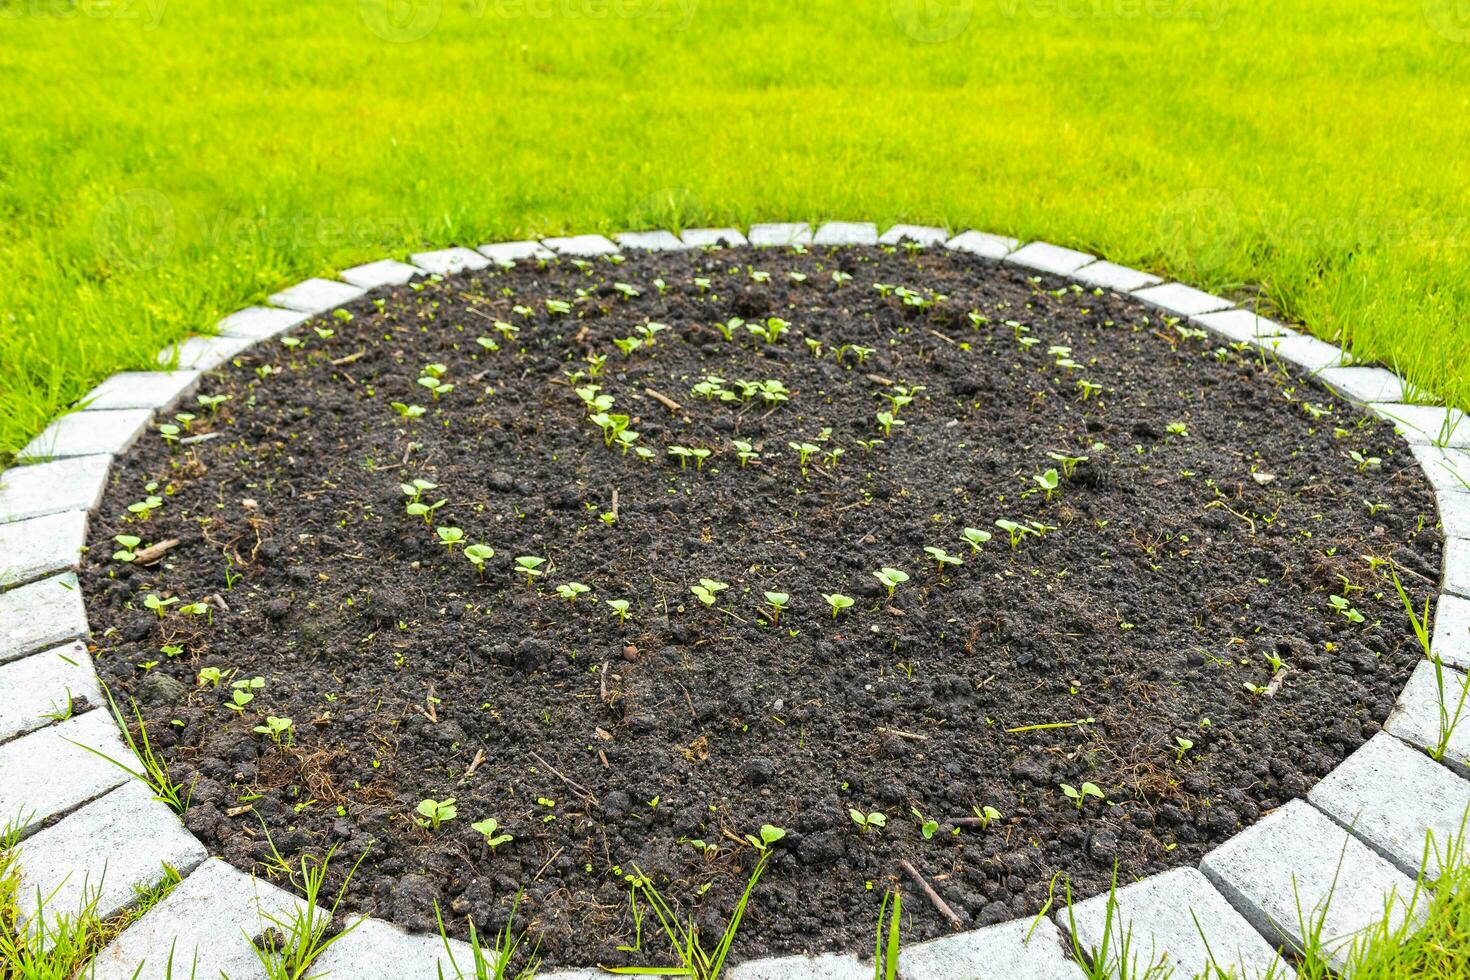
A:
[{"left": 2, "top": 0, "right": 1469, "bottom": 458}]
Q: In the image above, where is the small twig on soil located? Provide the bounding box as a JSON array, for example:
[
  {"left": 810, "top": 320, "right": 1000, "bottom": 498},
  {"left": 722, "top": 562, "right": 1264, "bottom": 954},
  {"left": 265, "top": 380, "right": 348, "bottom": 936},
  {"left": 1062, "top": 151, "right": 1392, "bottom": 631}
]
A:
[
  {"left": 132, "top": 539, "right": 180, "bottom": 565},
  {"left": 1264, "top": 668, "right": 1289, "bottom": 697},
  {"left": 865, "top": 373, "right": 894, "bottom": 386},
  {"left": 899, "top": 859, "right": 962, "bottom": 931},
  {"left": 464, "top": 748, "right": 485, "bottom": 778},
  {"left": 529, "top": 750, "right": 600, "bottom": 808},
  {"left": 1005, "top": 717, "right": 1096, "bottom": 734},
  {"left": 1205, "top": 500, "right": 1256, "bottom": 537},
  {"left": 610, "top": 488, "right": 619, "bottom": 521},
  {"left": 877, "top": 726, "right": 928, "bottom": 742},
  {"left": 644, "top": 387, "right": 683, "bottom": 412},
  {"left": 599, "top": 663, "right": 611, "bottom": 705},
  {"left": 927, "top": 329, "right": 957, "bottom": 346},
  {"left": 534, "top": 847, "right": 564, "bottom": 882},
  {"left": 330, "top": 350, "right": 365, "bottom": 367}
]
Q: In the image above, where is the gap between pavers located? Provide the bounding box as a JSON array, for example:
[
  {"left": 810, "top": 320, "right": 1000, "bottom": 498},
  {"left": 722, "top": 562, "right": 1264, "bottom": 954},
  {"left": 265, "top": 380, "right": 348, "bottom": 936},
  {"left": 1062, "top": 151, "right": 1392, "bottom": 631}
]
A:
[
  {"left": 88, "top": 859, "right": 307, "bottom": 980},
  {"left": 1445, "top": 536, "right": 1469, "bottom": 600},
  {"left": 900, "top": 915, "right": 1084, "bottom": 980},
  {"left": 0, "top": 708, "right": 130, "bottom": 836},
  {"left": 0, "top": 572, "right": 87, "bottom": 665},
  {"left": 1060, "top": 867, "right": 1289, "bottom": 980},
  {"left": 79, "top": 371, "right": 202, "bottom": 412},
  {"left": 1309, "top": 731, "right": 1470, "bottom": 878},
  {"left": 0, "top": 640, "right": 100, "bottom": 743},
  {"left": 1386, "top": 659, "right": 1470, "bottom": 776},
  {"left": 1200, "top": 800, "right": 1423, "bottom": 972},
  {"left": 17, "top": 408, "right": 154, "bottom": 463},
  {"left": 14, "top": 780, "right": 206, "bottom": 938},
  {"left": 0, "top": 510, "right": 89, "bottom": 590},
  {"left": 0, "top": 456, "right": 113, "bottom": 525}
]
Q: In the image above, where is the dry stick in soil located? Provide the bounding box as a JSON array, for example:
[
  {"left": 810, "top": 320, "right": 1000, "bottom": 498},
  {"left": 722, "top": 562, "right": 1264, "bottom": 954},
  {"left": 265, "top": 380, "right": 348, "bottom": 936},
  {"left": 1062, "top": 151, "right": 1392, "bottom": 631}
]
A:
[
  {"left": 528, "top": 750, "right": 601, "bottom": 808},
  {"left": 899, "top": 859, "right": 962, "bottom": 931}
]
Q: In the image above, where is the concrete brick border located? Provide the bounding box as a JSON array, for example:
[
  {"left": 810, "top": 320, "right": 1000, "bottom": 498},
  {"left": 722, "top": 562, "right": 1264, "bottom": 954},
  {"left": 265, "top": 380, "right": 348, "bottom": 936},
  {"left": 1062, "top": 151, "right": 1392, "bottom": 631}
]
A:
[{"left": 4, "top": 226, "right": 1466, "bottom": 979}]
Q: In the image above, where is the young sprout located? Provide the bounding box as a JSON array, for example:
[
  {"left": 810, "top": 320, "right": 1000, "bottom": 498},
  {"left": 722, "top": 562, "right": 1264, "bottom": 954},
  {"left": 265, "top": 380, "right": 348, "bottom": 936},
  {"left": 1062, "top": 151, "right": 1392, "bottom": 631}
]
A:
[
  {"left": 436, "top": 526, "right": 464, "bottom": 551},
  {"left": 415, "top": 797, "right": 457, "bottom": 831},
  {"left": 1046, "top": 452, "right": 1088, "bottom": 478},
  {"left": 585, "top": 353, "right": 608, "bottom": 377},
  {"left": 613, "top": 336, "right": 643, "bottom": 357},
  {"left": 961, "top": 527, "right": 992, "bottom": 552},
  {"left": 470, "top": 817, "right": 513, "bottom": 851},
  {"left": 1033, "top": 468, "right": 1060, "bottom": 501},
  {"left": 713, "top": 316, "right": 740, "bottom": 341},
  {"left": 406, "top": 496, "right": 445, "bottom": 525},
  {"left": 113, "top": 535, "right": 142, "bottom": 563},
  {"left": 743, "top": 824, "right": 787, "bottom": 853},
  {"left": 613, "top": 282, "right": 641, "bottom": 300},
  {"left": 142, "top": 594, "right": 177, "bottom": 619},
  {"left": 823, "top": 447, "right": 844, "bottom": 469},
  {"left": 252, "top": 716, "right": 294, "bottom": 746},
  {"left": 1173, "top": 736, "right": 1194, "bottom": 762},
  {"left": 1349, "top": 450, "right": 1382, "bottom": 472},
  {"left": 197, "top": 666, "right": 224, "bottom": 688},
  {"left": 127, "top": 495, "right": 164, "bottom": 520},
  {"left": 1166, "top": 421, "right": 1189, "bottom": 438},
  {"left": 636, "top": 322, "right": 669, "bottom": 345},
  {"left": 555, "top": 582, "right": 591, "bottom": 603},
  {"left": 615, "top": 429, "right": 641, "bottom": 455},
  {"left": 824, "top": 593, "right": 854, "bottom": 619},
  {"left": 391, "top": 402, "right": 427, "bottom": 421},
  {"left": 690, "top": 579, "right": 729, "bottom": 607},
  {"left": 514, "top": 555, "right": 546, "bottom": 586},
  {"left": 873, "top": 567, "right": 909, "bottom": 601},
  {"left": 763, "top": 592, "right": 790, "bottom": 625},
  {"left": 831, "top": 270, "right": 853, "bottom": 285},
  {"left": 668, "top": 446, "right": 700, "bottom": 470},
  {"left": 464, "top": 544, "right": 495, "bottom": 577},
  {"left": 1076, "top": 379, "right": 1102, "bottom": 400},
  {"left": 1060, "top": 782, "right": 1104, "bottom": 810},
  {"left": 475, "top": 335, "right": 500, "bottom": 353},
  {"left": 417, "top": 374, "right": 454, "bottom": 400},
  {"left": 923, "top": 547, "right": 963, "bottom": 572},
  {"left": 733, "top": 440, "right": 760, "bottom": 467},
  {"left": 158, "top": 422, "right": 180, "bottom": 449},
  {"left": 971, "top": 804, "right": 1003, "bottom": 830},
  {"left": 1328, "top": 594, "right": 1365, "bottom": 623},
  {"left": 747, "top": 317, "right": 790, "bottom": 344},
  {"left": 546, "top": 299, "right": 572, "bottom": 315},
  {"left": 995, "top": 519, "right": 1032, "bottom": 550},
  {"left": 875, "top": 411, "right": 904, "bottom": 436},
  {"left": 788, "top": 442, "right": 820, "bottom": 476},
  {"left": 848, "top": 809, "right": 887, "bottom": 832},
  {"left": 606, "top": 599, "right": 633, "bottom": 625},
  {"left": 197, "top": 393, "right": 230, "bottom": 414}
]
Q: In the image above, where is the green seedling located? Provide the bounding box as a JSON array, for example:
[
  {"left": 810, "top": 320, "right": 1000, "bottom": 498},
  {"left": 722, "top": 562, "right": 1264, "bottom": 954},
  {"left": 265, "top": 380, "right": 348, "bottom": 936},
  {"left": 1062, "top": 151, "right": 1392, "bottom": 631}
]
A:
[
  {"left": 1174, "top": 736, "right": 1194, "bottom": 762},
  {"left": 198, "top": 666, "right": 224, "bottom": 687},
  {"left": 875, "top": 411, "right": 904, "bottom": 436},
  {"left": 127, "top": 494, "right": 164, "bottom": 520},
  {"left": 923, "top": 547, "right": 962, "bottom": 571},
  {"left": 636, "top": 321, "right": 668, "bottom": 345},
  {"left": 1046, "top": 452, "right": 1088, "bottom": 478},
  {"left": 436, "top": 526, "right": 464, "bottom": 550},
  {"left": 763, "top": 591, "right": 790, "bottom": 625},
  {"left": 873, "top": 567, "right": 909, "bottom": 600},
  {"left": 514, "top": 556, "right": 546, "bottom": 586},
  {"left": 607, "top": 599, "right": 633, "bottom": 625},
  {"left": 614, "top": 282, "right": 641, "bottom": 299},
  {"left": 961, "top": 527, "right": 992, "bottom": 552},
  {"left": 113, "top": 534, "right": 142, "bottom": 562},
  {"left": 1060, "top": 782, "right": 1104, "bottom": 810},
  {"left": 910, "top": 806, "right": 939, "bottom": 840},
  {"left": 1033, "top": 468, "right": 1060, "bottom": 501},
  {"left": 464, "top": 543, "right": 495, "bottom": 576},
  {"left": 1328, "top": 594, "right": 1365, "bottom": 623},
  {"left": 971, "top": 804, "right": 1002, "bottom": 830},
  {"left": 849, "top": 808, "right": 887, "bottom": 832},
  {"left": 391, "top": 401, "right": 427, "bottom": 420},
  {"left": 198, "top": 393, "right": 230, "bottom": 414},
  {"left": 668, "top": 445, "right": 711, "bottom": 471},
  {"left": 471, "top": 817, "right": 513, "bottom": 851},
  {"left": 824, "top": 446, "right": 844, "bottom": 468},
  {"left": 788, "top": 441, "right": 820, "bottom": 476},
  {"left": 1076, "top": 379, "right": 1102, "bottom": 400},
  {"left": 546, "top": 299, "right": 572, "bottom": 315},
  {"left": 995, "top": 519, "right": 1034, "bottom": 549},
  {"left": 142, "top": 593, "right": 177, "bottom": 619},
  {"left": 1166, "top": 421, "right": 1188, "bottom": 437},
  {"left": 157, "top": 423, "right": 180, "bottom": 449},
  {"left": 1349, "top": 450, "right": 1382, "bottom": 471},
  {"left": 253, "top": 716, "right": 294, "bottom": 746},
  {"left": 825, "top": 593, "right": 855, "bottom": 619},
  {"left": 613, "top": 336, "right": 644, "bottom": 356},
  {"left": 417, "top": 374, "right": 454, "bottom": 399},
  {"left": 733, "top": 440, "right": 759, "bottom": 467},
  {"left": 690, "top": 578, "right": 729, "bottom": 607},
  {"left": 415, "top": 797, "right": 457, "bottom": 830},
  {"left": 747, "top": 316, "right": 790, "bottom": 344},
  {"left": 555, "top": 582, "right": 591, "bottom": 603},
  {"left": 742, "top": 824, "right": 787, "bottom": 854}
]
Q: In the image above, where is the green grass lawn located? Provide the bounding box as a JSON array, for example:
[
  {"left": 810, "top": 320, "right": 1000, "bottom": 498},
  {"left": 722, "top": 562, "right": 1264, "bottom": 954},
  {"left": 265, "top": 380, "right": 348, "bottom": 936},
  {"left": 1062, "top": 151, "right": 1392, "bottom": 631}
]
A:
[{"left": 2, "top": 0, "right": 1469, "bottom": 458}]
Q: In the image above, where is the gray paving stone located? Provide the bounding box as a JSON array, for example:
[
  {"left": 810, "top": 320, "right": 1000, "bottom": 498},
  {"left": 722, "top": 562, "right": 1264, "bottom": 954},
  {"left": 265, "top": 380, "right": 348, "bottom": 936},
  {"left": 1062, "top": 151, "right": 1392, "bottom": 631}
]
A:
[
  {"left": 1200, "top": 800, "right": 1423, "bottom": 969},
  {"left": 1316, "top": 366, "right": 1418, "bottom": 405},
  {"left": 1004, "top": 241, "right": 1096, "bottom": 276},
  {"left": 411, "top": 246, "right": 491, "bottom": 276},
  {"left": 217, "top": 305, "right": 312, "bottom": 340},
  {"left": 157, "top": 333, "right": 257, "bottom": 372},
  {"left": 1253, "top": 333, "right": 1352, "bottom": 374},
  {"left": 19, "top": 409, "right": 152, "bottom": 462},
  {"left": 0, "top": 510, "right": 88, "bottom": 590},
  {"left": 812, "top": 221, "right": 879, "bottom": 246},
  {"left": 0, "top": 708, "right": 129, "bottom": 833},
  {"left": 0, "top": 572, "right": 87, "bottom": 664},
  {"left": 1387, "top": 659, "right": 1470, "bottom": 776},
  {"left": 1061, "top": 867, "right": 1288, "bottom": 980},
  {"left": 340, "top": 258, "right": 426, "bottom": 289},
  {"left": 1445, "top": 536, "right": 1469, "bottom": 599},
  {"left": 1440, "top": 491, "right": 1470, "bottom": 542},
  {"left": 90, "top": 859, "right": 307, "bottom": 980},
  {"left": 477, "top": 239, "right": 556, "bottom": 264},
  {"left": 1430, "top": 592, "right": 1470, "bottom": 671},
  {"left": 748, "top": 222, "right": 813, "bottom": 247},
  {"left": 680, "top": 227, "right": 748, "bottom": 248},
  {"left": 81, "top": 371, "right": 201, "bottom": 411},
  {"left": 1408, "top": 443, "right": 1470, "bottom": 496},
  {"left": 0, "top": 456, "right": 112, "bottom": 525},
  {"left": 946, "top": 230, "right": 1019, "bottom": 259},
  {"left": 15, "top": 780, "right": 206, "bottom": 932},
  {"left": 541, "top": 234, "right": 620, "bottom": 257},
  {"left": 1367, "top": 404, "right": 1470, "bottom": 449},
  {"left": 1132, "top": 281, "right": 1234, "bottom": 317},
  {"left": 311, "top": 916, "right": 474, "bottom": 978},
  {"left": 727, "top": 952, "right": 870, "bottom": 980},
  {"left": 268, "top": 277, "right": 366, "bottom": 314},
  {"left": 1190, "top": 308, "right": 1291, "bottom": 343},
  {"left": 0, "top": 641, "right": 100, "bottom": 743},
  {"left": 1070, "top": 260, "right": 1162, "bottom": 293},
  {"left": 879, "top": 223, "right": 948, "bottom": 247},
  {"left": 615, "top": 230, "right": 688, "bottom": 251},
  {"left": 901, "top": 916, "right": 1084, "bottom": 980},
  {"left": 538, "top": 972, "right": 604, "bottom": 980},
  {"left": 1309, "top": 732, "right": 1470, "bottom": 878}
]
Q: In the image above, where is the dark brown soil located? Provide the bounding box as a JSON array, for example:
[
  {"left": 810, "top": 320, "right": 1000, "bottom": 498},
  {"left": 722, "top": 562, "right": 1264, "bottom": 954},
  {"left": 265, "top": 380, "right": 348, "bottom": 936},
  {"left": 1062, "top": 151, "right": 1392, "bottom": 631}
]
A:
[{"left": 80, "top": 244, "right": 1441, "bottom": 965}]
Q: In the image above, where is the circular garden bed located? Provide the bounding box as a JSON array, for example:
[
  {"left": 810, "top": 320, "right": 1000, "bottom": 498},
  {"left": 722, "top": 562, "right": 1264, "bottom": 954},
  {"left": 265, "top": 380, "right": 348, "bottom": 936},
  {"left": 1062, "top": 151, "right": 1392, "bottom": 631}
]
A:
[{"left": 80, "top": 244, "right": 1441, "bottom": 966}]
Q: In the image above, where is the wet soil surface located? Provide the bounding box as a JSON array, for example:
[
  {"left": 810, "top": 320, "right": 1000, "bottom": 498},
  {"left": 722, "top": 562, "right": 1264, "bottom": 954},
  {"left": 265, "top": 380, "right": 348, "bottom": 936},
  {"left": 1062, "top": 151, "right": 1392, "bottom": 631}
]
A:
[{"left": 81, "top": 245, "right": 1441, "bottom": 966}]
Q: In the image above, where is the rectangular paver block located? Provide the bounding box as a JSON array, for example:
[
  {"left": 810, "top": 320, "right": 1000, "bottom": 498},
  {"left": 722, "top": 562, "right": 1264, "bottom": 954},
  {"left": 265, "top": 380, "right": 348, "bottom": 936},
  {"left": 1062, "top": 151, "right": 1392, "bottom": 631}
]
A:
[
  {"left": 1317, "top": 366, "right": 1417, "bottom": 405},
  {"left": 411, "top": 246, "right": 491, "bottom": 276},
  {"left": 747, "top": 222, "right": 813, "bottom": 247},
  {"left": 0, "top": 641, "right": 101, "bottom": 743},
  {"left": 158, "top": 334, "right": 257, "bottom": 372},
  {"left": 1445, "top": 536, "right": 1469, "bottom": 600},
  {"left": 946, "top": 230, "right": 1018, "bottom": 259},
  {"left": 1408, "top": 444, "right": 1470, "bottom": 497},
  {"left": 1309, "top": 732, "right": 1470, "bottom": 878},
  {"left": 1004, "top": 241, "right": 1096, "bottom": 276},
  {"left": 1253, "top": 333, "right": 1352, "bottom": 374},
  {"left": 268, "top": 277, "right": 366, "bottom": 314},
  {"left": 0, "top": 456, "right": 112, "bottom": 525},
  {"left": 1060, "top": 867, "right": 1289, "bottom": 980},
  {"left": 15, "top": 780, "right": 206, "bottom": 933},
  {"left": 541, "top": 234, "right": 620, "bottom": 256},
  {"left": 680, "top": 227, "right": 748, "bottom": 248},
  {"left": 312, "top": 917, "right": 475, "bottom": 979},
  {"left": 1439, "top": 490, "right": 1470, "bottom": 541},
  {"left": 477, "top": 239, "right": 556, "bottom": 264},
  {"left": 727, "top": 952, "right": 870, "bottom": 980},
  {"left": 902, "top": 916, "right": 1084, "bottom": 980},
  {"left": 90, "top": 859, "right": 307, "bottom": 980},
  {"left": 1132, "top": 281, "right": 1234, "bottom": 317},
  {"left": 0, "top": 510, "right": 88, "bottom": 590},
  {"left": 615, "top": 230, "right": 688, "bottom": 251},
  {"left": 1071, "top": 261, "right": 1162, "bottom": 293},
  {"left": 1387, "top": 659, "right": 1470, "bottom": 776},
  {"left": 0, "top": 708, "right": 129, "bottom": 833},
  {"left": 19, "top": 409, "right": 153, "bottom": 462},
  {"left": 81, "top": 371, "right": 201, "bottom": 412},
  {"left": 0, "top": 572, "right": 87, "bottom": 664},
  {"left": 812, "top": 221, "right": 879, "bottom": 246},
  {"left": 1368, "top": 404, "right": 1470, "bottom": 449},
  {"left": 1431, "top": 592, "right": 1470, "bottom": 671},
  {"left": 340, "top": 258, "right": 426, "bottom": 289},
  {"left": 217, "top": 305, "right": 312, "bottom": 340},
  {"left": 879, "top": 223, "right": 949, "bottom": 247},
  {"left": 1191, "top": 308, "right": 1290, "bottom": 343},
  {"left": 1200, "top": 800, "right": 1423, "bottom": 970}
]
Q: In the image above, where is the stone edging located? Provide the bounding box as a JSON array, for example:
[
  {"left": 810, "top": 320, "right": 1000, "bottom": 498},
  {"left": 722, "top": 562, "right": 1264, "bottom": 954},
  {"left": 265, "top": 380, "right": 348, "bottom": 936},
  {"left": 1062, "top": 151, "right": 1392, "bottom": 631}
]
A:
[{"left": 1, "top": 221, "right": 1468, "bottom": 980}]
